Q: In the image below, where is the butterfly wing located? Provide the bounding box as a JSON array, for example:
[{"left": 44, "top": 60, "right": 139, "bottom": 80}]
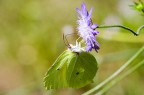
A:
[
  {"left": 43, "top": 50, "right": 76, "bottom": 90},
  {"left": 67, "top": 51, "right": 98, "bottom": 88},
  {"left": 43, "top": 50, "right": 98, "bottom": 90}
]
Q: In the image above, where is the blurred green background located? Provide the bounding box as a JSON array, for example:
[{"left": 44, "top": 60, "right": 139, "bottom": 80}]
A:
[{"left": 0, "top": 0, "right": 143, "bottom": 95}]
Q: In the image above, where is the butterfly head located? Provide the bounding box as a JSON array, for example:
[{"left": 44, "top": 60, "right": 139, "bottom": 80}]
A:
[{"left": 69, "top": 41, "right": 85, "bottom": 53}]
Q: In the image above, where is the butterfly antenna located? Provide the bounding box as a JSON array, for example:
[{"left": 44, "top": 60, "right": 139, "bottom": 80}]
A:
[
  {"left": 63, "top": 33, "right": 78, "bottom": 48},
  {"left": 63, "top": 33, "right": 70, "bottom": 48},
  {"left": 65, "top": 33, "right": 77, "bottom": 39}
]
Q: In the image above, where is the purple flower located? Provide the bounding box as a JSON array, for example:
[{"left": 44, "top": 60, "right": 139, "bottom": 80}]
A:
[{"left": 76, "top": 2, "right": 100, "bottom": 52}]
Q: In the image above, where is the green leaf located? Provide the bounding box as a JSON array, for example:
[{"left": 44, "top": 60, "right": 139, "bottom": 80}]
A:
[{"left": 43, "top": 50, "right": 98, "bottom": 90}]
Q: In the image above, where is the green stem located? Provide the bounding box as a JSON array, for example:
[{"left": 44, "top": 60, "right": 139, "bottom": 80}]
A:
[
  {"left": 82, "top": 46, "right": 144, "bottom": 95},
  {"left": 136, "top": 25, "right": 144, "bottom": 35},
  {"left": 96, "top": 59, "right": 144, "bottom": 95},
  {"left": 97, "top": 25, "right": 144, "bottom": 36}
]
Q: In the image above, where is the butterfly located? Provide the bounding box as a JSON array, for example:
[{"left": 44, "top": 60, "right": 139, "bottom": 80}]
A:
[{"left": 43, "top": 48, "right": 98, "bottom": 90}]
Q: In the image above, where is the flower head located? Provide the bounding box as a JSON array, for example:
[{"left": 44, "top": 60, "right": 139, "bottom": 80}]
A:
[{"left": 76, "top": 2, "right": 100, "bottom": 52}]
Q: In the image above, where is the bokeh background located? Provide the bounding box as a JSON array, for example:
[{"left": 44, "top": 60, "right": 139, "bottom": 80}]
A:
[{"left": 0, "top": 0, "right": 143, "bottom": 95}]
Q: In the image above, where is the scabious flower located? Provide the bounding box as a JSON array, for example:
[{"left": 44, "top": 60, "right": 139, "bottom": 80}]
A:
[{"left": 76, "top": 2, "right": 100, "bottom": 52}]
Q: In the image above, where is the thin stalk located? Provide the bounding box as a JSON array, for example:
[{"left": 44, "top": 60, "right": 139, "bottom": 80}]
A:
[
  {"left": 136, "top": 25, "right": 144, "bottom": 35},
  {"left": 97, "top": 25, "right": 144, "bottom": 36},
  {"left": 82, "top": 46, "right": 144, "bottom": 95},
  {"left": 96, "top": 59, "right": 144, "bottom": 95}
]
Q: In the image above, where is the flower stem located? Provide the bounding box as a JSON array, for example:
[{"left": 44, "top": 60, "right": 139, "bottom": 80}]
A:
[
  {"left": 136, "top": 25, "right": 144, "bottom": 35},
  {"left": 96, "top": 59, "right": 144, "bottom": 95},
  {"left": 97, "top": 25, "right": 144, "bottom": 36},
  {"left": 82, "top": 46, "right": 144, "bottom": 95}
]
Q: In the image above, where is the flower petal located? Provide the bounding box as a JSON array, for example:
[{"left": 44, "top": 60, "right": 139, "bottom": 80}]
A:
[
  {"left": 91, "top": 24, "right": 98, "bottom": 29},
  {"left": 92, "top": 30, "right": 99, "bottom": 35},
  {"left": 87, "top": 7, "right": 93, "bottom": 20},
  {"left": 76, "top": 8, "right": 82, "bottom": 15},
  {"left": 81, "top": 2, "right": 88, "bottom": 16}
]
